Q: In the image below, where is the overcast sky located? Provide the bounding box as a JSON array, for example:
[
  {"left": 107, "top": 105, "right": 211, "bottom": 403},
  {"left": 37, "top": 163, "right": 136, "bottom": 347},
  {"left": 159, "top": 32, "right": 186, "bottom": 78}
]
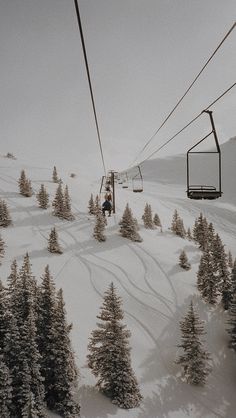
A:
[{"left": 0, "top": 0, "right": 235, "bottom": 176}]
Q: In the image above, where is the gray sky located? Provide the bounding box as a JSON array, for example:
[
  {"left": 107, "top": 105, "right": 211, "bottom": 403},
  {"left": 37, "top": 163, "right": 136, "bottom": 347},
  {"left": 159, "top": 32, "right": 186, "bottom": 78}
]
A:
[{"left": 0, "top": 0, "right": 235, "bottom": 176}]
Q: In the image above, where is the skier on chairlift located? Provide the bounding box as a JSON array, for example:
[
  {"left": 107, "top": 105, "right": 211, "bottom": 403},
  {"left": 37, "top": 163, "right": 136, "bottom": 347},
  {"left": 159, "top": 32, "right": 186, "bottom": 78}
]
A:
[{"left": 102, "top": 198, "right": 112, "bottom": 217}]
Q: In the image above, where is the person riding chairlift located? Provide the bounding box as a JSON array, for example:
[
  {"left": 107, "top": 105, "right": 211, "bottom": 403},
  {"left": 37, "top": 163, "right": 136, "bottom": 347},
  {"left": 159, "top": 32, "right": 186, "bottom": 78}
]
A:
[{"left": 102, "top": 198, "right": 112, "bottom": 217}]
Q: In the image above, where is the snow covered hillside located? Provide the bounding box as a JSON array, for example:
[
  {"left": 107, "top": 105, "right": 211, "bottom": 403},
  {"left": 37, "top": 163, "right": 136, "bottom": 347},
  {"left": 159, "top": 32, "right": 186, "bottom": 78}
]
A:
[{"left": 0, "top": 140, "right": 236, "bottom": 418}]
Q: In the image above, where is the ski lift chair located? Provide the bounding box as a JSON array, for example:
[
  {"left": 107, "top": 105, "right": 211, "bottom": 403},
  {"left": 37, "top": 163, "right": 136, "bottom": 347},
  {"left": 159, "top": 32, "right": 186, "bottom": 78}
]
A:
[
  {"left": 132, "top": 165, "right": 143, "bottom": 192},
  {"left": 187, "top": 110, "right": 222, "bottom": 200}
]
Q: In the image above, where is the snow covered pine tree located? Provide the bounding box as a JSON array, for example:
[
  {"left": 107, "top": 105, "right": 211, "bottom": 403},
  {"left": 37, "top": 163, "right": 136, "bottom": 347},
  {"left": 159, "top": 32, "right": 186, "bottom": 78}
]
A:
[
  {"left": 87, "top": 282, "right": 142, "bottom": 408},
  {"left": 176, "top": 301, "right": 211, "bottom": 385}
]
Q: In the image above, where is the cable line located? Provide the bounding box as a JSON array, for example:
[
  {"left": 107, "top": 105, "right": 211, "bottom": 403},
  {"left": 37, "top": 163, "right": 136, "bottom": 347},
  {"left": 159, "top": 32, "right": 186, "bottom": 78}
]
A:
[
  {"left": 130, "top": 21, "right": 236, "bottom": 167},
  {"left": 134, "top": 81, "right": 236, "bottom": 166},
  {"left": 73, "top": 0, "right": 106, "bottom": 175}
]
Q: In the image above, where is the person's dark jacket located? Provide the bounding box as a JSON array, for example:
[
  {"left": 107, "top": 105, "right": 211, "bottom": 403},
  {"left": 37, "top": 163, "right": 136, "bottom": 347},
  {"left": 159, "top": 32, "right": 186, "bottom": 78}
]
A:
[{"left": 102, "top": 200, "right": 112, "bottom": 210}]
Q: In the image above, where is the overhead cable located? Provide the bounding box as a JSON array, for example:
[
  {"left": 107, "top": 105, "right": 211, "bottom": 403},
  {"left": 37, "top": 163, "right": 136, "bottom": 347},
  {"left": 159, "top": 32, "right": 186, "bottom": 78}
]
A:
[
  {"left": 73, "top": 0, "right": 106, "bottom": 175},
  {"left": 135, "top": 81, "right": 236, "bottom": 166},
  {"left": 130, "top": 21, "right": 236, "bottom": 167}
]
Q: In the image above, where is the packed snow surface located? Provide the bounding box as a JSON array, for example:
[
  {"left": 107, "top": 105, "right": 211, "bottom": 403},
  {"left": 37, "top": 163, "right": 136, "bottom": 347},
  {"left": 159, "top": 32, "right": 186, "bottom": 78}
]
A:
[{"left": 0, "top": 140, "right": 235, "bottom": 418}]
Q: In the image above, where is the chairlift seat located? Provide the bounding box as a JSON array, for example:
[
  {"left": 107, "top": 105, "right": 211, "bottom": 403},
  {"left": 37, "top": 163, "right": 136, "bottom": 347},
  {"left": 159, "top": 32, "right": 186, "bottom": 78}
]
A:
[
  {"left": 187, "top": 185, "right": 222, "bottom": 200},
  {"left": 133, "top": 188, "right": 143, "bottom": 193}
]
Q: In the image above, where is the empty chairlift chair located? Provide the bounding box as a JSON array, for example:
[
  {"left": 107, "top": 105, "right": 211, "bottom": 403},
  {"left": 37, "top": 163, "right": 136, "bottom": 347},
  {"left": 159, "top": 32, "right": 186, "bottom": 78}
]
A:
[
  {"left": 132, "top": 165, "right": 143, "bottom": 193},
  {"left": 122, "top": 173, "right": 129, "bottom": 188},
  {"left": 187, "top": 110, "right": 222, "bottom": 200}
]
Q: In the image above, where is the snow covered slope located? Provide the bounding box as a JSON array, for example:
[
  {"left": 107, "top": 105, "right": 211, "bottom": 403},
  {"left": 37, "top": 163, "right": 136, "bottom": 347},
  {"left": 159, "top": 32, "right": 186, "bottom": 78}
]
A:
[{"left": 0, "top": 142, "right": 235, "bottom": 418}]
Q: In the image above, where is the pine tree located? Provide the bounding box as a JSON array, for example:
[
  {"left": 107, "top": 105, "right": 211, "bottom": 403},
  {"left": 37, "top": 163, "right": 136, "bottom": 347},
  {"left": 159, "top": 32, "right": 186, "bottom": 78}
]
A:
[
  {"left": 171, "top": 209, "right": 179, "bottom": 233},
  {"left": 0, "top": 281, "right": 8, "bottom": 350},
  {"left": 179, "top": 250, "right": 191, "bottom": 270},
  {"left": 192, "top": 213, "right": 208, "bottom": 250},
  {"left": 18, "top": 169, "right": 27, "bottom": 195},
  {"left": 0, "top": 200, "right": 12, "bottom": 227},
  {"left": 227, "top": 291, "right": 236, "bottom": 351},
  {"left": 64, "top": 185, "right": 75, "bottom": 220},
  {"left": 93, "top": 212, "right": 106, "bottom": 242},
  {"left": 231, "top": 259, "right": 236, "bottom": 295},
  {"left": 4, "top": 313, "right": 22, "bottom": 416},
  {"left": 48, "top": 227, "right": 63, "bottom": 254},
  {"left": 36, "top": 184, "right": 49, "bottom": 209},
  {"left": 87, "top": 282, "right": 142, "bottom": 408},
  {"left": 94, "top": 195, "right": 101, "bottom": 215},
  {"left": 88, "top": 194, "right": 95, "bottom": 215},
  {"left": 0, "top": 353, "right": 12, "bottom": 418},
  {"left": 142, "top": 203, "right": 154, "bottom": 229},
  {"left": 52, "top": 182, "right": 65, "bottom": 219},
  {"left": 52, "top": 166, "right": 59, "bottom": 183},
  {"left": 213, "top": 234, "right": 231, "bottom": 310},
  {"left": 119, "top": 204, "right": 142, "bottom": 242},
  {"left": 52, "top": 289, "right": 80, "bottom": 416},
  {"left": 228, "top": 251, "right": 233, "bottom": 269},
  {"left": 171, "top": 210, "right": 185, "bottom": 238},
  {"left": 18, "top": 170, "right": 33, "bottom": 197},
  {"left": 175, "top": 218, "right": 186, "bottom": 238},
  {"left": 0, "top": 234, "right": 5, "bottom": 265},
  {"left": 19, "top": 307, "right": 46, "bottom": 417},
  {"left": 197, "top": 247, "right": 219, "bottom": 305},
  {"left": 153, "top": 213, "right": 161, "bottom": 228},
  {"left": 176, "top": 301, "right": 211, "bottom": 385},
  {"left": 207, "top": 222, "right": 216, "bottom": 252},
  {"left": 24, "top": 178, "right": 33, "bottom": 197},
  {"left": 186, "top": 227, "right": 192, "bottom": 240},
  {"left": 6, "top": 260, "right": 18, "bottom": 313},
  {"left": 16, "top": 253, "right": 37, "bottom": 326}
]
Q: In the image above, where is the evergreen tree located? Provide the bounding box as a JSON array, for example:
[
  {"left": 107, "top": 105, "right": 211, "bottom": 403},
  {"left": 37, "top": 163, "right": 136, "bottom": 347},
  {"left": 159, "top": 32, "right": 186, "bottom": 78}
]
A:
[
  {"left": 0, "top": 281, "right": 8, "bottom": 350},
  {"left": 153, "top": 213, "right": 161, "bottom": 228},
  {"left": 176, "top": 301, "right": 211, "bottom": 385},
  {"left": 171, "top": 209, "right": 179, "bottom": 234},
  {"left": 142, "top": 203, "right": 154, "bottom": 229},
  {"left": 213, "top": 234, "right": 231, "bottom": 310},
  {"left": 52, "top": 289, "right": 80, "bottom": 416},
  {"left": 48, "top": 227, "right": 63, "bottom": 254},
  {"left": 0, "top": 234, "right": 5, "bottom": 265},
  {"left": 171, "top": 210, "right": 185, "bottom": 238},
  {"left": 231, "top": 259, "right": 236, "bottom": 295},
  {"left": 52, "top": 166, "right": 59, "bottom": 183},
  {"left": 197, "top": 247, "right": 219, "bottom": 305},
  {"left": 16, "top": 253, "right": 37, "bottom": 326},
  {"left": 227, "top": 291, "right": 236, "bottom": 351},
  {"left": 93, "top": 212, "right": 106, "bottom": 242},
  {"left": 94, "top": 195, "right": 101, "bottom": 215},
  {"left": 19, "top": 307, "right": 46, "bottom": 417},
  {"left": 36, "top": 265, "right": 57, "bottom": 408},
  {"left": 88, "top": 194, "right": 95, "bottom": 215},
  {"left": 0, "top": 200, "right": 12, "bottom": 227},
  {"left": 119, "top": 204, "right": 142, "bottom": 242},
  {"left": 64, "top": 185, "right": 75, "bottom": 220},
  {"left": 6, "top": 260, "right": 18, "bottom": 313},
  {"left": 179, "top": 250, "right": 191, "bottom": 270},
  {"left": 4, "top": 313, "right": 22, "bottom": 416},
  {"left": 186, "top": 227, "right": 192, "bottom": 240},
  {"left": 87, "top": 282, "right": 142, "bottom": 408},
  {"left": 207, "top": 222, "right": 216, "bottom": 252},
  {"left": 36, "top": 184, "right": 49, "bottom": 209},
  {"left": 0, "top": 353, "right": 12, "bottom": 418},
  {"left": 52, "top": 182, "right": 65, "bottom": 219},
  {"left": 192, "top": 213, "right": 208, "bottom": 250},
  {"left": 18, "top": 169, "right": 27, "bottom": 195},
  {"left": 228, "top": 251, "right": 233, "bottom": 269},
  {"left": 19, "top": 170, "right": 33, "bottom": 197}
]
